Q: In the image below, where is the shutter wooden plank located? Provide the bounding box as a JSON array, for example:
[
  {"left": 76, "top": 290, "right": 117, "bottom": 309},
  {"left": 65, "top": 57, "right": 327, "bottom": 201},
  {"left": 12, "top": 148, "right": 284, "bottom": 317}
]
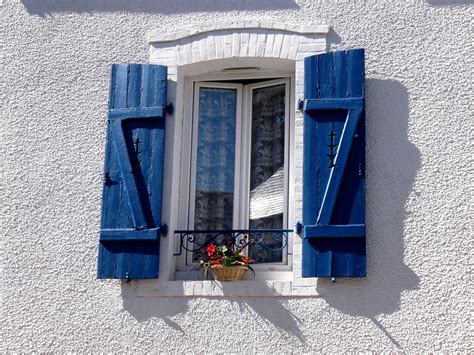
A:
[
  {"left": 98, "top": 63, "right": 167, "bottom": 280},
  {"left": 100, "top": 228, "right": 160, "bottom": 241},
  {"left": 302, "top": 49, "right": 366, "bottom": 278},
  {"left": 304, "top": 98, "right": 363, "bottom": 110},
  {"left": 109, "top": 107, "right": 166, "bottom": 120},
  {"left": 304, "top": 224, "right": 365, "bottom": 238}
]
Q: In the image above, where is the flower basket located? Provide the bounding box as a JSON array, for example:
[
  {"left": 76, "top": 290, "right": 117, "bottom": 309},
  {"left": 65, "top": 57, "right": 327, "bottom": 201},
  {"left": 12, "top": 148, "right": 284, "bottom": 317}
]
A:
[
  {"left": 201, "top": 241, "right": 255, "bottom": 281},
  {"left": 211, "top": 265, "right": 248, "bottom": 281}
]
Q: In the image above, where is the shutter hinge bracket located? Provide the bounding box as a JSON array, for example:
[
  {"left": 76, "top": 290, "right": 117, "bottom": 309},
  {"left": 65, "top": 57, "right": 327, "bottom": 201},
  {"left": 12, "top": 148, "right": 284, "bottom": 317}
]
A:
[
  {"left": 295, "top": 222, "right": 303, "bottom": 236},
  {"left": 160, "top": 223, "right": 169, "bottom": 237},
  {"left": 297, "top": 99, "right": 305, "bottom": 111},
  {"left": 166, "top": 103, "right": 174, "bottom": 115}
]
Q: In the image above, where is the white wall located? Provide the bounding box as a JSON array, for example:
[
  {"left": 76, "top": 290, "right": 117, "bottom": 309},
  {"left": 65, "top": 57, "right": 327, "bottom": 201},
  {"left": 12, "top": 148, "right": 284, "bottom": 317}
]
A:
[{"left": 2, "top": 0, "right": 472, "bottom": 352}]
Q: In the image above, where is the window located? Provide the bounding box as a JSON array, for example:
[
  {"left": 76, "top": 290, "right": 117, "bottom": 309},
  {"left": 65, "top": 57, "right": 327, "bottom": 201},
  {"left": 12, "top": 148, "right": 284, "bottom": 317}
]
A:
[
  {"left": 97, "top": 49, "right": 366, "bottom": 283},
  {"left": 176, "top": 73, "right": 294, "bottom": 277}
]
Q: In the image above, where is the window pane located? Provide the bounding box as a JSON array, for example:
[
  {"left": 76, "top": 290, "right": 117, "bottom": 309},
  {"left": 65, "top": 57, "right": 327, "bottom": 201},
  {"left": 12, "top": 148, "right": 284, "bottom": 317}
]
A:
[
  {"left": 248, "top": 84, "right": 286, "bottom": 263},
  {"left": 193, "top": 87, "right": 237, "bottom": 261},
  {"left": 194, "top": 87, "right": 237, "bottom": 230}
]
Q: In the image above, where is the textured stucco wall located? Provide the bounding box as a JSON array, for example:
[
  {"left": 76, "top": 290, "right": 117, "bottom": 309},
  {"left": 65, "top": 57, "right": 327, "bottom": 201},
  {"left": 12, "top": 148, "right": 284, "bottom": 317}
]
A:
[{"left": 2, "top": 0, "right": 472, "bottom": 352}]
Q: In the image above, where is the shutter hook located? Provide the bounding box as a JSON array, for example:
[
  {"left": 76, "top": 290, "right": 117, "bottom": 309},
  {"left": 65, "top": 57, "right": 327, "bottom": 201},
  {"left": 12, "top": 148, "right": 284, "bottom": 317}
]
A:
[
  {"left": 125, "top": 272, "right": 131, "bottom": 283},
  {"left": 331, "top": 277, "right": 336, "bottom": 283}
]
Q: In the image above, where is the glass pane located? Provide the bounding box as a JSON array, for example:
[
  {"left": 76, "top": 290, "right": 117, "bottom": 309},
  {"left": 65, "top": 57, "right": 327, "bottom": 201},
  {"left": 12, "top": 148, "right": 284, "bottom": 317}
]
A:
[
  {"left": 248, "top": 84, "right": 286, "bottom": 263},
  {"left": 193, "top": 87, "right": 237, "bottom": 261}
]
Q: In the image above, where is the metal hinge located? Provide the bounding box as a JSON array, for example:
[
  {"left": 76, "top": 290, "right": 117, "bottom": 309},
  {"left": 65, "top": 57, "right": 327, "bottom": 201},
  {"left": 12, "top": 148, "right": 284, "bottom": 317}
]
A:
[{"left": 166, "top": 103, "right": 174, "bottom": 115}]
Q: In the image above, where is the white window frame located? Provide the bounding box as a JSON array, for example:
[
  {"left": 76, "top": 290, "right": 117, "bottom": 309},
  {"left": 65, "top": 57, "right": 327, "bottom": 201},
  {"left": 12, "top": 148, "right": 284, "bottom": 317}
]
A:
[{"left": 176, "top": 70, "right": 295, "bottom": 280}]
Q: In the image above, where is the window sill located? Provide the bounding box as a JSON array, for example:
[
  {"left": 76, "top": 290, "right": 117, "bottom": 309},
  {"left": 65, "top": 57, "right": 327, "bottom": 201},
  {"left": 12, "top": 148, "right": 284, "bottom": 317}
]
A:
[{"left": 125, "top": 279, "right": 321, "bottom": 297}]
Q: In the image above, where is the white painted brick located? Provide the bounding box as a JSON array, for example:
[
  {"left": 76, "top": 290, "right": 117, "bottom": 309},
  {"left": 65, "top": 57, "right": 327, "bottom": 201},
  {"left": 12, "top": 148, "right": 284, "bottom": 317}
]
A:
[
  {"left": 240, "top": 32, "right": 249, "bottom": 57},
  {"left": 183, "top": 43, "right": 192, "bottom": 64},
  {"left": 198, "top": 38, "right": 208, "bottom": 62},
  {"left": 280, "top": 34, "right": 292, "bottom": 59},
  {"left": 154, "top": 47, "right": 176, "bottom": 60},
  {"left": 272, "top": 22, "right": 288, "bottom": 31},
  {"left": 215, "top": 35, "right": 224, "bottom": 59},
  {"left": 202, "top": 280, "right": 213, "bottom": 295},
  {"left": 207, "top": 36, "right": 216, "bottom": 60},
  {"left": 193, "top": 280, "right": 203, "bottom": 295},
  {"left": 191, "top": 41, "right": 201, "bottom": 62},
  {"left": 256, "top": 35, "right": 266, "bottom": 57},
  {"left": 298, "top": 42, "right": 326, "bottom": 53},
  {"left": 295, "top": 60, "right": 305, "bottom": 70},
  {"left": 293, "top": 278, "right": 317, "bottom": 287},
  {"left": 167, "top": 66, "right": 177, "bottom": 76},
  {"left": 156, "top": 58, "right": 176, "bottom": 67},
  {"left": 148, "top": 21, "right": 330, "bottom": 43},
  {"left": 244, "top": 21, "right": 259, "bottom": 29},
  {"left": 248, "top": 33, "right": 257, "bottom": 56},
  {"left": 232, "top": 33, "right": 240, "bottom": 57},
  {"left": 288, "top": 45, "right": 299, "bottom": 60},
  {"left": 291, "top": 287, "right": 311, "bottom": 296},
  {"left": 223, "top": 34, "right": 233, "bottom": 58},
  {"left": 272, "top": 280, "right": 282, "bottom": 294},
  {"left": 177, "top": 49, "right": 186, "bottom": 66},
  {"left": 211, "top": 282, "right": 224, "bottom": 296},
  {"left": 306, "top": 287, "right": 320, "bottom": 296},
  {"left": 296, "top": 52, "right": 312, "bottom": 61},
  {"left": 272, "top": 33, "right": 284, "bottom": 57},
  {"left": 183, "top": 281, "right": 193, "bottom": 296},
  {"left": 264, "top": 33, "right": 275, "bottom": 57},
  {"left": 281, "top": 281, "right": 292, "bottom": 296}
]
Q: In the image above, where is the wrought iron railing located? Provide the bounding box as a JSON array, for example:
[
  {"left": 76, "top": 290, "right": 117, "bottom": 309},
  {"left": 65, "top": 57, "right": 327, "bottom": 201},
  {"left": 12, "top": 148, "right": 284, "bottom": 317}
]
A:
[{"left": 173, "top": 229, "right": 292, "bottom": 258}]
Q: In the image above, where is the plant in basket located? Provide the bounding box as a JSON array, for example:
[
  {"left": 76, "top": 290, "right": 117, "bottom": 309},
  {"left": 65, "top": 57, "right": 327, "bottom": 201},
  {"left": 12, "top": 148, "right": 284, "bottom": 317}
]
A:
[{"left": 200, "top": 239, "right": 256, "bottom": 281}]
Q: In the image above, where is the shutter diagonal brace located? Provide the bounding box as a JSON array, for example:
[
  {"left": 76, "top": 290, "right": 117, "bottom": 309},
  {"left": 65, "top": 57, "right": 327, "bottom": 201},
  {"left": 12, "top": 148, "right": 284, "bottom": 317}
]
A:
[
  {"left": 110, "top": 119, "right": 147, "bottom": 230},
  {"left": 303, "top": 98, "right": 364, "bottom": 226},
  {"left": 317, "top": 107, "right": 363, "bottom": 225}
]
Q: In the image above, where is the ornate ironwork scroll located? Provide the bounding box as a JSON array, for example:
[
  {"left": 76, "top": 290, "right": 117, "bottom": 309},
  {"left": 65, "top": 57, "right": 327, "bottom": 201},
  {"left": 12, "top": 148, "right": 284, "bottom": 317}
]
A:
[{"left": 173, "top": 229, "right": 292, "bottom": 257}]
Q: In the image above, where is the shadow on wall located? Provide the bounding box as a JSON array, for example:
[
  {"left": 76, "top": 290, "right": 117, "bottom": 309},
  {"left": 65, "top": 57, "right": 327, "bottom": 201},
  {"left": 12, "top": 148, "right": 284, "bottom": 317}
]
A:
[
  {"left": 21, "top": 0, "right": 299, "bottom": 16},
  {"left": 427, "top": 0, "right": 473, "bottom": 5},
  {"left": 121, "top": 282, "right": 306, "bottom": 344},
  {"left": 120, "top": 80, "right": 418, "bottom": 348},
  {"left": 317, "top": 79, "right": 420, "bottom": 348},
  {"left": 121, "top": 283, "right": 188, "bottom": 333}
]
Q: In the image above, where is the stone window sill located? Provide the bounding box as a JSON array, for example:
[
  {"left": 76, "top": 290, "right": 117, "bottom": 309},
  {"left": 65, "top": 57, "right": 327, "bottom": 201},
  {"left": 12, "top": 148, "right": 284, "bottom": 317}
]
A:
[{"left": 125, "top": 280, "right": 321, "bottom": 297}]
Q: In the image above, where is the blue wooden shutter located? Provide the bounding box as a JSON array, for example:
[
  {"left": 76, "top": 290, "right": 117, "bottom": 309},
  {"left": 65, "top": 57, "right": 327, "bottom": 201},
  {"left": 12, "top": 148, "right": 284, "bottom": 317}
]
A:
[
  {"left": 97, "top": 64, "right": 168, "bottom": 280},
  {"left": 302, "top": 49, "right": 366, "bottom": 278}
]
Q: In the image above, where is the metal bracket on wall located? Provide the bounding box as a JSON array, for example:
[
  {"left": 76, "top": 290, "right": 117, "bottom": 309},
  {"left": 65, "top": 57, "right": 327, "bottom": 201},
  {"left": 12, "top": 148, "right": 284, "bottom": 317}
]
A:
[
  {"left": 166, "top": 103, "right": 174, "bottom": 115},
  {"left": 161, "top": 223, "right": 169, "bottom": 237}
]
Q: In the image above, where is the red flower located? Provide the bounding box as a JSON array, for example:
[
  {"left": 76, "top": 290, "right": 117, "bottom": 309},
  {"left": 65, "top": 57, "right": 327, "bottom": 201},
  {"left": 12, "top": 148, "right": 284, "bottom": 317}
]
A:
[
  {"left": 239, "top": 256, "right": 255, "bottom": 265},
  {"left": 207, "top": 244, "right": 216, "bottom": 257}
]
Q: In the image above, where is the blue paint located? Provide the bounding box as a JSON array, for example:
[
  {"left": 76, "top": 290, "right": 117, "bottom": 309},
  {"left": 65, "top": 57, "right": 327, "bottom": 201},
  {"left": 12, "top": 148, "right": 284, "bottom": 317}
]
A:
[
  {"left": 304, "top": 224, "right": 365, "bottom": 238},
  {"left": 304, "top": 98, "right": 364, "bottom": 110},
  {"left": 100, "top": 228, "right": 161, "bottom": 241},
  {"left": 302, "top": 49, "right": 366, "bottom": 278},
  {"left": 109, "top": 106, "right": 166, "bottom": 120},
  {"left": 97, "top": 64, "right": 168, "bottom": 280}
]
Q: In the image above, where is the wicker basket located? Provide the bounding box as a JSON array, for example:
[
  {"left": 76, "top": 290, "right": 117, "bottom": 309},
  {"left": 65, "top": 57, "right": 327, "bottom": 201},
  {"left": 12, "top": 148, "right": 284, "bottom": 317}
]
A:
[{"left": 211, "top": 265, "right": 248, "bottom": 281}]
